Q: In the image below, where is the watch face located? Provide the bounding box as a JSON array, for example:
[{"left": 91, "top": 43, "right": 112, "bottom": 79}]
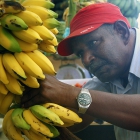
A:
[{"left": 78, "top": 93, "right": 91, "bottom": 106}]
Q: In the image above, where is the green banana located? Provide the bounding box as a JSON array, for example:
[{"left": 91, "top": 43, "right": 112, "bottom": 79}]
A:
[
  {"left": 43, "top": 18, "right": 60, "bottom": 29},
  {"left": 0, "top": 26, "right": 22, "bottom": 52},
  {"left": 29, "top": 105, "right": 64, "bottom": 126},
  {"left": 122, "top": 0, "right": 131, "bottom": 14},
  {"left": 0, "top": 14, "right": 28, "bottom": 31},
  {"left": 11, "top": 108, "right": 31, "bottom": 130}
]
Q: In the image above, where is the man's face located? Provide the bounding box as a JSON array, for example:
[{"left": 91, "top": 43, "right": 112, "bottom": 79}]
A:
[{"left": 71, "top": 25, "right": 131, "bottom": 82}]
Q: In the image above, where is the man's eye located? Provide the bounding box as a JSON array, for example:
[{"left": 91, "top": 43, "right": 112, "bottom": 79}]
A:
[{"left": 89, "top": 40, "right": 97, "bottom": 47}]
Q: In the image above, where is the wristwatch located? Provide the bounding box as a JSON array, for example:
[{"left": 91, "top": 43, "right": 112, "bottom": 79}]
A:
[{"left": 77, "top": 88, "right": 92, "bottom": 114}]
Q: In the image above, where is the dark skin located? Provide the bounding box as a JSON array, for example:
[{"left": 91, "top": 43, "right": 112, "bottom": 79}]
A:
[{"left": 21, "top": 20, "right": 140, "bottom": 132}]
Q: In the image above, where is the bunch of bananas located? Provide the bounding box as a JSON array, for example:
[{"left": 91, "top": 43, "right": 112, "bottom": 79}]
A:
[
  {"left": 0, "top": 0, "right": 63, "bottom": 115},
  {"left": 2, "top": 103, "right": 82, "bottom": 140},
  {"left": 107, "top": 0, "right": 140, "bottom": 27}
]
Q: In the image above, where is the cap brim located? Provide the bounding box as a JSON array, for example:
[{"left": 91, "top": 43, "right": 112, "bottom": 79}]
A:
[{"left": 57, "top": 24, "right": 102, "bottom": 56}]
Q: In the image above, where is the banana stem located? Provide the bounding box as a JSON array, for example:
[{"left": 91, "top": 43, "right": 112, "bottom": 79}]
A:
[{"left": 58, "top": 127, "right": 81, "bottom": 140}]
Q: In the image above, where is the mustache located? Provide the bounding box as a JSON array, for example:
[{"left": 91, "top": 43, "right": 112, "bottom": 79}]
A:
[{"left": 88, "top": 60, "right": 107, "bottom": 74}]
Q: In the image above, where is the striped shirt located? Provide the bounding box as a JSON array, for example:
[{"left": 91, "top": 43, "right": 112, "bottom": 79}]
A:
[{"left": 84, "top": 28, "right": 140, "bottom": 140}]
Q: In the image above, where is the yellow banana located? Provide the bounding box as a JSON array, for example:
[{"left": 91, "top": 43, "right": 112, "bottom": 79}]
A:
[
  {"left": 2, "top": 109, "right": 14, "bottom": 139},
  {"left": 43, "top": 18, "right": 60, "bottom": 29},
  {"left": 5, "top": 71, "right": 24, "bottom": 95},
  {"left": 43, "top": 103, "right": 82, "bottom": 124},
  {"left": 22, "top": 128, "right": 50, "bottom": 140},
  {"left": 0, "top": 92, "right": 6, "bottom": 106},
  {"left": 15, "top": 37, "right": 38, "bottom": 52},
  {"left": 0, "top": 0, "right": 5, "bottom": 17},
  {"left": 0, "top": 26, "right": 22, "bottom": 52},
  {"left": 30, "top": 25, "right": 54, "bottom": 41},
  {"left": 0, "top": 14, "right": 28, "bottom": 31},
  {"left": 14, "top": 52, "right": 45, "bottom": 79},
  {"left": 19, "top": 72, "right": 40, "bottom": 88},
  {"left": 26, "top": 50, "right": 56, "bottom": 75},
  {"left": 25, "top": 5, "right": 56, "bottom": 21},
  {"left": 43, "top": 32, "right": 58, "bottom": 46},
  {"left": 0, "top": 81, "right": 8, "bottom": 95},
  {"left": 0, "top": 92, "right": 15, "bottom": 115},
  {"left": 49, "top": 28, "right": 59, "bottom": 35},
  {"left": 2, "top": 53, "right": 27, "bottom": 80},
  {"left": 22, "top": 0, "right": 54, "bottom": 9},
  {"left": 0, "top": 54, "right": 9, "bottom": 84},
  {"left": 12, "top": 27, "right": 43, "bottom": 44},
  {"left": 4, "top": 0, "right": 25, "bottom": 14},
  {"left": 39, "top": 43, "right": 57, "bottom": 54},
  {"left": 15, "top": 10, "right": 43, "bottom": 26},
  {"left": 23, "top": 109, "right": 54, "bottom": 138},
  {"left": 6, "top": 110, "right": 25, "bottom": 140}
]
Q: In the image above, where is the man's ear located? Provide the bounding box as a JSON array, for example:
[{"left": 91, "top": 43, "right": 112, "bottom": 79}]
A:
[{"left": 114, "top": 20, "right": 130, "bottom": 45}]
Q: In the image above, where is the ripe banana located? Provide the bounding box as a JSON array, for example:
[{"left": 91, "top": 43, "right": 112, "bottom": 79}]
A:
[
  {"left": 2, "top": 109, "right": 14, "bottom": 139},
  {"left": 23, "top": 109, "right": 54, "bottom": 137},
  {"left": 0, "top": 26, "right": 22, "bottom": 52},
  {"left": 5, "top": 71, "right": 24, "bottom": 95},
  {"left": 43, "top": 103, "right": 82, "bottom": 124},
  {"left": 29, "top": 105, "right": 64, "bottom": 126},
  {"left": 3, "top": 0, "right": 25, "bottom": 14},
  {"left": 14, "top": 52, "right": 45, "bottom": 79},
  {"left": 30, "top": 25, "right": 54, "bottom": 41},
  {"left": 0, "top": 81, "right": 8, "bottom": 95},
  {"left": 0, "top": 14, "right": 28, "bottom": 31},
  {"left": 44, "top": 35, "right": 58, "bottom": 46},
  {"left": 12, "top": 27, "right": 43, "bottom": 44},
  {"left": 11, "top": 108, "right": 31, "bottom": 130},
  {"left": 0, "top": 92, "right": 15, "bottom": 115},
  {"left": 0, "top": 54, "right": 9, "bottom": 84},
  {"left": 6, "top": 110, "right": 25, "bottom": 140},
  {"left": 26, "top": 50, "right": 56, "bottom": 75},
  {"left": 15, "top": 37, "right": 38, "bottom": 52},
  {"left": 22, "top": 128, "right": 50, "bottom": 140},
  {"left": 25, "top": 5, "right": 56, "bottom": 21},
  {"left": 49, "top": 28, "right": 59, "bottom": 35},
  {"left": 43, "top": 18, "right": 60, "bottom": 29},
  {"left": 22, "top": 0, "right": 55, "bottom": 9},
  {"left": 19, "top": 72, "right": 40, "bottom": 88},
  {"left": 2, "top": 53, "right": 27, "bottom": 80},
  {"left": 15, "top": 10, "right": 43, "bottom": 26},
  {"left": 39, "top": 43, "right": 57, "bottom": 54}
]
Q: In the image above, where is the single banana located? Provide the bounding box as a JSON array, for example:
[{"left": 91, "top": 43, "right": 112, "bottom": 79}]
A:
[
  {"left": 43, "top": 103, "right": 82, "bottom": 124},
  {"left": 2, "top": 53, "right": 27, "bottom": 80},
  {"left": 43, "top": 18, "right": 60, "bottom": 29},
  {"left": 12, "top": 27, "right": 43, "bottom": 44},
  {"left": 49, "top": 28, "right": 59, "bottom": 35},
  {"left": 2, "top": 109, "right": 14, "bottom": 139},
  {"left": 4, "top": 0, "right": 25, "bottom": 14},
  {"left": 23, "top": 109, "right": 54, "bottom": 138},
  {"left": 29, "top": 105, "right": 64, "bottom": 126},
  {"left": 0, "top": 26, "right": 22, "bottom": 52},
  {"left": 30, "top": 25, "right": 54, "bottom": 41},
  {"left": 15, "top": 10, "right": 43, "bottom": 26},
  {"left": 19, "top": 72, "right": 40, "bottom": 88},
  {"left": 0, "top": 81, "right": 8, "bottom": 95},
  {"left": 22, "top": 0, "right": 54, "bottom": 9},
  {"left": 25, "top": 5, "right": 56, "bottom": 21},
  {"left": 5, "top": 71, "right": 24, "bottom": 95},
  {"left": 6, "top": 110, "right": 25, "bottom": 140},
  {"left": 0, "top": 92, "right": 15, "bottom": 115},
  {"left": 0, "top": 14, "right": 28, "bottom": 31},
  {"left": 11, "top": 108, "right": 31, "bottom": 130},
  {"left": 14, "top": 52, "right": 45, "bottom": 79},
  {"left": 0, "top": 54, "right": 9, "bottom": 84},
  {"left": 44, "top": 35, "right": 58, "bottom": 46},
  {"left": 22, "top": 128, "right": 50, "bottom": 140},
  {"left": 15, "top": 37, "right": 38, "bottom": 52},
  {"left": 39, "top": 43, "right": 57, "bottom": 54},
  {"left": 26, "top": 50, "right": 56, "bottom": 75}
]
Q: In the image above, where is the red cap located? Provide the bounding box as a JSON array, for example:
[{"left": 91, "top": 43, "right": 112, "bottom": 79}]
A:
[{"left": 57, "top": 2, "right": 130, "bottom": 56}]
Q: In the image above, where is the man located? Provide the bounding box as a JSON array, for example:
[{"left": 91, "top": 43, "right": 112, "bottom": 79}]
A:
[{"left": 21, "top": 2, "right": 140, "bottom": 140}]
